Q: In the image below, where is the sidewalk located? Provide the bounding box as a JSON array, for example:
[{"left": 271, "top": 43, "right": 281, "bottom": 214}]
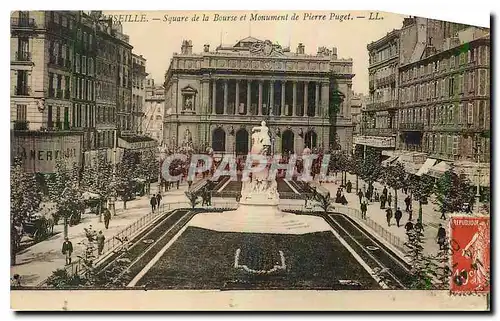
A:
[
  {"left": 320, "top": 173, "right": 447, "bottom": 257},
  {"left": 11, "top": 181, "right": 190, "bottom": 286}
]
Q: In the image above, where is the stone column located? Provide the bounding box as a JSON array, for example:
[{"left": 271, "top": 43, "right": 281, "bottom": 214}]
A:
[
  {"left": 292, "top": 81, "right": 297, "bottom": 116},
  {"left": 223, "top": 80, "right": 228, "bottom": 115},
  {"left": 203, "top": 80, "right": 210, "bottom": 114},
  {"left": 304, "top": 82, "right": 309, "bottom": 116},
  {"left": 246, "top": 80, "right": 251, "bottom": 116},
  {"left": 321, "top": 82, "right": 329, "bottom": 118},
  {"left": 315, "top": 82, "right": 320, "bottom": 117},
  {"left": 258, "top": 81, "right": 263, "bottom": 116},
  {"left": 235, "top": 80, "right": 240, "bottom": 115},
  {"left": 212, "top": 80, "right": 217, "bottom": 115},
  {"left": 281, "top": 80, "right": 286, "bottom": 116},
  {"left": 269, "top": 80, "right": 275, "bottom": 115}
]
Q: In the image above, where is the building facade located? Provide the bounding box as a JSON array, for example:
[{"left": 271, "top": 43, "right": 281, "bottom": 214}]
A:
[
  {"left": 132, "top": 53, "right": 147, "bottom": 134},
  {"left": 359, "top": 17, "right": 490, "bottom": 188},
  {"left": 143, "top": 78, "right": 165, "bottom": 142},
  {"left": 10, "top": 10, "right": 152, "bottom": 173},
  {"left": 350, "top": 92, "right": 365, "bottom": 137},
  {"left": 356, "top": 29, "right": 400, "bottom": 154},
  {"left": 163, "top": 37, "right": 354, "bottom": 155}
]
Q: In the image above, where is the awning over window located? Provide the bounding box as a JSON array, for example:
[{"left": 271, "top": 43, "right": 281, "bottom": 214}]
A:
[
  {"left": 381, "top": 156, "right": 399, "bottom": 167},
  {"left": 415, "top": 158, "right": 437, "bottom": 177},
  {"left": 427, "top": 161, "right": 451, "bottom": 178}
]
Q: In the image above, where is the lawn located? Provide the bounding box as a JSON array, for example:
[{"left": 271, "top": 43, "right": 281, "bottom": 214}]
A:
[{"left": 136, "top": 226, "right": 381, "bottom": 290}]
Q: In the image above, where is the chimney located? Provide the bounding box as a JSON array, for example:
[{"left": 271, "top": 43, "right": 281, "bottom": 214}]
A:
[
  {"left": 203, "top": 44, "right": 210, "bottom": 52},
  {"left": 331, "top": 47, "right": 338, "bottom": 59},
  {"left": 297, "top": 43, "right": 305, "bottom": 55},
  {"left": 181, "top": 40, "right": 193, "bottom": 54}
]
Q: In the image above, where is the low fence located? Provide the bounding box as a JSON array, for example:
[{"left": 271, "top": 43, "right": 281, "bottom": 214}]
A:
[
  {"left": 278, "top": 202, "right": 405, "bottom": 252},
  {"left": 56, "top": 200, "right": 239, "bottom": 281}
]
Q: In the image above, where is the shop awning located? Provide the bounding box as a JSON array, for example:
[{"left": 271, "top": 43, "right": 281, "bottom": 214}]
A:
[
  {"left": 427, "top": 161, "right": 451, "bottom": 178},
  {"left": 415, "top": 158, "right": 437, "bottom": 177},
  {"left": 381, "top": 156, "right": 399, "bottom": 167}
]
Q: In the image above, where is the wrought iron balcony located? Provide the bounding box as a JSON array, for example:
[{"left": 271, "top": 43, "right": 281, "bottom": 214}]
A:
[
  {"left": 399, "top": 123, "right": 424, "bottom": 131},
  {"left": 361, "top": 127, "right": 396, "bottom": 136},
  {"left": 14, "top": 86, "right": 31, "bottom": 96},
  {"left": 15, "top": 51, "right": 31, "bottom": 62},
  {"left": 365, "top": 100, "right": 397, "bottom": 111},
  {"left": 11, "top": 17, "right": 36, "bottom": 28},
  {"left": 12, "top": 120, "right": 29, "bottom": 131}
]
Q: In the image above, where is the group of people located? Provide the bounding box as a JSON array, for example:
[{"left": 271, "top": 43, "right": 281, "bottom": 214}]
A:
[{"left": 150, "top": 192, "right": 163, "bottom": 212}]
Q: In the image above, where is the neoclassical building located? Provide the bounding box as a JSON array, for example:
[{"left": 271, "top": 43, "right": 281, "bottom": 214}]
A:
[{"left": 163, "top": 37, "right": 354, "bottom": 155}]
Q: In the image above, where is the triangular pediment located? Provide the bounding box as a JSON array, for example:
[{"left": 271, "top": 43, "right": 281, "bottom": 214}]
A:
[{"left": 181, "top": 85, "right": 198, "bottom": 93}]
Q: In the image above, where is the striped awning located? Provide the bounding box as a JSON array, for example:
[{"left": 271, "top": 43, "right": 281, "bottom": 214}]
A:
[
  {"left": 427, "top": 161, "right": 452, "bottom": 178},
  {"left": 415, "top": 158, "right": 437, "bottom": 177},
  {"left": 381, "top": 155, "right": 399, "bottom": 167}
]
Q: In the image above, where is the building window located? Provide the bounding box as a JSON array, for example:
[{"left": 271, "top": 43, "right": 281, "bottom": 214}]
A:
[
  {"left": 450, "top": 55, "right": 455, "bottom": 69},
  {"left": 441, "top": 78, "right": 445, "bottom": 97},
  {"left": 449, "top": 104, "right": 454, "bottom": 124},
  {"left": 449, "top": 76, "right": 455, "bottom": 96},
  {"left": 75, "top": 53, "right": 80, "bottom": 73},
  {"left": 47, "top": 105, "right": 53, "bottom": 128},
  {"left": 479, "top": 69, "right": 487, "bottom": 96},
  {"left": 478, "top": 101, "right": 485, "bottom": 129},
  {"left": 453, "top": 135, "right": 459, "bottom": 155},
  {"left": 16, "top": 70, "right": 29, "bottom": 96},
  {"left": 82, "top": 55, "right": 87, "bottom": 75},
  {"left": 459, "top": 74, "right": 464, "bottom": 94},
  {"left": 447, "top": 135, "right": 453, "bottom": 155},
  {"left": 469, "top": 71, "right": 475, "bottom": 93},
  {"left": 16, "top": 104, "right": 27, "bottom": 121},
  {"left": 467, "top": 102, "right": 474, "bottom": 124}
]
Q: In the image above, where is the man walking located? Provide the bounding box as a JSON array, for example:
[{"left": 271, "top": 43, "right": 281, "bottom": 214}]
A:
[
  {"left": 360, "top": 199, "right": 368, "bottom": 220},
  {"left": 394, "top": 207, "right": 403, "bottom": 227},
  {"left": 150, "top": 195, "right": 157, "bottom": 212},
  {"left": 440, "top": 208, "right": 447, "bottom": 220},
  {"left": 103, "top": 205, "right": 111, "bottom": 230},
  {"left": 156, "top": 192, "right": 163, "bottom": 209},
  {"left": 387, "top": 192, "right": 392, "bottom": 208},
  {"left": 436, "top": 224, "right": 447, "bottom": 250},
  {"left": 358, "top": 190, "right": 364, "bottom": 204},
  {"left": 405, "top": 195, "right": 412, "bottom": 212},
  {"left": 346, "top": 180, "right": 352, "bottom": 193},
  {"left": 97, "top": 231, "right": 105, "bottom": 256},
  {"left": 382, "top": 186, "right": 388, "bottom": 199},
  {"left": 62, "top": 238, "right": 73, "bottom": 265},
  {"left": 385, "top": 208, "right": 393, "bottom": 227},
  {"left": 380, "top": 193, "right": 386, "bottom": 209}
]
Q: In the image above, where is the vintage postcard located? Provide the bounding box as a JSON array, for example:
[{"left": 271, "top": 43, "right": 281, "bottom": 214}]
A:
[{"left": 10, "top": 10, "right": 491, "bottom": 311}]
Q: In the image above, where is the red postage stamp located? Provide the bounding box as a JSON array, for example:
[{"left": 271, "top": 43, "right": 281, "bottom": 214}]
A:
[{"left": 449, "top": 216, "right": 490, "bottom": 295}]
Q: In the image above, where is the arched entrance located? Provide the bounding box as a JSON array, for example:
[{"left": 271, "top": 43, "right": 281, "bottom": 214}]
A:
[
  {"left": 304, "top": 130, "right": 317, "bottom": 149},
  {"left": 212, "top": 128, "right": 226, "bottom": 152},
  {"left": 281, "top": 130, "right": 294, "bottom": 154},
  {"left": 235, "top": 128, "right": 249, "bottom": 155}
]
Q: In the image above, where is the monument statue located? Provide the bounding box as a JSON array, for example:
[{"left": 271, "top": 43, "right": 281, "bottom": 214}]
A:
[
  {"left": 250, "top": 121, "right": 271, "bottom": 155},
  {"left": 184, "top": 96, "right": 193, "bottom": 110}
]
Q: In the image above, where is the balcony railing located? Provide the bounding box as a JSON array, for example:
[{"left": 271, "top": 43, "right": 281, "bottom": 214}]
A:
[
  {"left": 362, "top": 127, "right": 396, "bottom": 136},
  {"left": 14, "top": 86, "right": 31, "bottom": 96},
  {"left": 376, "top": 74, "right": 396, "bottom": 86},
  {"left": 12, "top": 120, "right": 29, "bottom": 131},
  {"left": 400, "top": 123, "right": 424, "bottom": 131},
  {"left": 11, "top": 17, "right": 36, "bottom": 28},
  {"left": 365, "top": 100, "right": 397, "bottom": 111},
  {"left": 15, "top": 51, "right": 31, "bottom": 62}
]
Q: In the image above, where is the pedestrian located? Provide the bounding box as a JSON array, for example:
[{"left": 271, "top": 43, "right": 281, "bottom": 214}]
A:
[
  {"left": 440, "top": 208, "right": 447, "bottom": 220},
  {"left": 404, "top": 221, "right": 414, "bottom": 233},
  {"left": 385, "top": 208, "right": 393, "bottom": 227},
  {"left": 358, "top": 190, "right": 364, "bottom": 204},
  {"left": 436, "top": 224, "right": 447, "bottom": 250},
  {"left": 387, "top": 192, "right": 392, "bottom": 208},
  {"left": 62, "top": 237, "right": 73, "bottom": 265},
  {"left": 405, "top": 195, "right": 411, "bottom": 212},
  {"left": 150, "top": 195, "right": 157, "bottom": 212},
  {"left": 103, "top": 206, "right": 111, "bottom": 229},
  {"left": 97, "top": 231, "right": 105, "bottom": 256},
  {"left": 408, "top": 209, "right": 413, "bottom": 221},
  {"left": 188, "top": 180, "right": 193, "bottom": 189},
  {"left": 382, "top": 186, "right": 388, "bottom": 198},
  {"left": 11, "top": 274, "right": 22, "bottom": 287},
  {"left": 346, "top": 180, "right": 352, "bottom": 193},
  {"left": 176, "top": 179, "right": 180, "bottom": 189},
  {"left": 156, "top": 192, "right": 162, "bottom": 208},
  {"left": 380, "top": 193, "right": 386, "bottom": 209},
  {"left": 394, "top": 207, "right": 403, "bottom": 227},
  {"left": 108, "top": 195, "right": 116, "bottom": 216},
  {"left": 360, "top": 201, "right": 368, "bottom": 220},
  {"left": 340, "top": 193, "right": 348, "bottom": 206}
]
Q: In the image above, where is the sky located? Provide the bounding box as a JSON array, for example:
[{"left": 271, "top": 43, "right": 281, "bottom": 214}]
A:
[{"left": 105, "top": 10, "right": 405, "bottom": 94}]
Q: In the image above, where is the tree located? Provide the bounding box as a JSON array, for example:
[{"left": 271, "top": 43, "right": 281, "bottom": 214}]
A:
[
  {"left": 409, "top": 175, "right": 435, "bottom": 223},
  {"left": 137, "top": 149, "right": 159, "bottom": 196},
  {"left": 404, "top": 227, "right": 439, "bottom": 289},
  {"left": 49, "top": 160, "right": 85, "bottom": 238},
  {"left": 80, "top": 153, "right": 113, "bottom": 220},
  {"left": 434, "top": 244, "right": 451, "bottom": 290},
  {"left": 116, "top": 150, "right": 138, "bottom": 210},
  {"left": 382, "top": 162, "right": 408, "bottom": 212},
  {"left": 10, "top": 158, "right": 42, "bottom": 265},
  {"left": 435, "top": 168, "right": 476, "bottom": 218},
  {"left": 358, "top": 148, "right": 382, "bottom": 190}
]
